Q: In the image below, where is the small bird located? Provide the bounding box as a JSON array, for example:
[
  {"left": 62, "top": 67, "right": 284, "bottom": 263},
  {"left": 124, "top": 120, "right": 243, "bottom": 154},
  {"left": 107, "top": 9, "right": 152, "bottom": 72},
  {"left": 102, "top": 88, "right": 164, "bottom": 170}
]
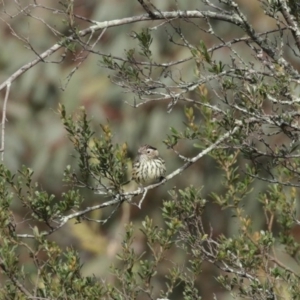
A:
[{"left": 131, "top": 144, "right": 166, "bottom": 185}]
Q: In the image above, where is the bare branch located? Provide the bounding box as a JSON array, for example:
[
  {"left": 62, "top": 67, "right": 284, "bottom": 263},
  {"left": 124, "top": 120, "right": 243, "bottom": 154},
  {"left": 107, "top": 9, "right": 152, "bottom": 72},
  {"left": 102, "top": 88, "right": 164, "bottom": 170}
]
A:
[{"left": 0, "top": 10, "right": 247, "bottom": 92}]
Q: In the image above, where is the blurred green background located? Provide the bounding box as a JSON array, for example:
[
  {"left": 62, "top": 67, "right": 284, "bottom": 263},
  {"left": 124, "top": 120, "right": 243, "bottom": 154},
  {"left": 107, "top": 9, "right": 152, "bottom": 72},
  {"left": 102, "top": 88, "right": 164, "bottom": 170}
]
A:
[{"left": 0, "top": 0, "right": 290, "bottom": 299}]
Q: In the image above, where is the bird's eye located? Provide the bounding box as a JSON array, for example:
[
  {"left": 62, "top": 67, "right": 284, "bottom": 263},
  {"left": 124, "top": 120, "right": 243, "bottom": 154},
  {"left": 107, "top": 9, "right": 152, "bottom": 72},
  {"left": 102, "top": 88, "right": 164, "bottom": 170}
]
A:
[{"left": 147, "top": 149, "right": 151, "bottom": 154}]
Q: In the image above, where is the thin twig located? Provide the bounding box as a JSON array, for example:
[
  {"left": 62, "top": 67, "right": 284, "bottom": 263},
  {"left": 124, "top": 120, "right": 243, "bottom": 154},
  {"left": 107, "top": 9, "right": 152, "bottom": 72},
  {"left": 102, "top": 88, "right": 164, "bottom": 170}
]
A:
[
  {"left": 138, "top": 188, "right": 148, "bottom": 208},
  {"left": 61, "top": 27, "right": 107, "bottom": 90},
  {"left": 1, "top": 82, "right": 10, "bottom": 160}
]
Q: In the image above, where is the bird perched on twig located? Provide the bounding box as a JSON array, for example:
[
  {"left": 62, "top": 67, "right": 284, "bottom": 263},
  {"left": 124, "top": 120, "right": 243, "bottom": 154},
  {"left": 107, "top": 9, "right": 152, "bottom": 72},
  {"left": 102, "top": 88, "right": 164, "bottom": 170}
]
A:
[{"left": 131, "top": 144, "right": 166, "bottom": 186}]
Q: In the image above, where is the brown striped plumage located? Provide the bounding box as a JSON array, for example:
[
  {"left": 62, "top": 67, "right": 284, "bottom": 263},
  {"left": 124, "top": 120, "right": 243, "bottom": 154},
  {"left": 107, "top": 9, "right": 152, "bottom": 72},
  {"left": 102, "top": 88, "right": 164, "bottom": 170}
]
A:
[{"left": 132, "top": 145, "right": 166, "bottom": 185}]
